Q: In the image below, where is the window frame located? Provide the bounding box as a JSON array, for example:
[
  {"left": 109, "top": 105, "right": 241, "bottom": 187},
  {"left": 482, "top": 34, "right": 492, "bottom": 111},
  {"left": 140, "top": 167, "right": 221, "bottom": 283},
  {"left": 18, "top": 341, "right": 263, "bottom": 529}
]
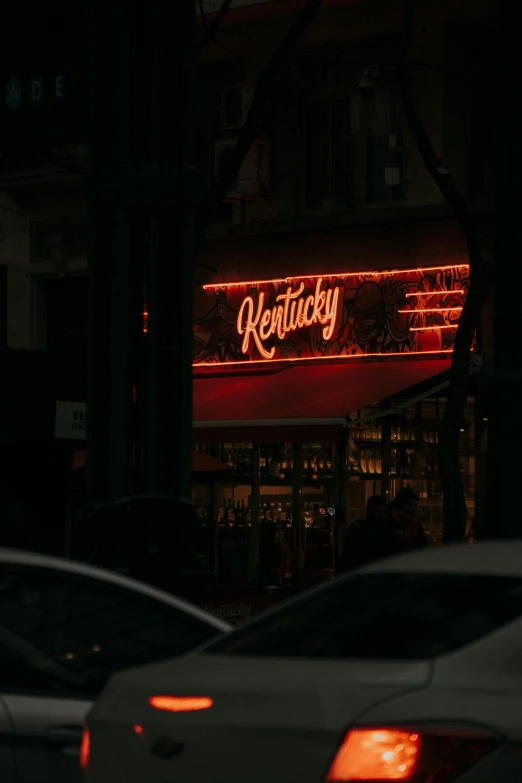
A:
[{"left": 302, "top": 86, "right": 406, "bottom": 212}]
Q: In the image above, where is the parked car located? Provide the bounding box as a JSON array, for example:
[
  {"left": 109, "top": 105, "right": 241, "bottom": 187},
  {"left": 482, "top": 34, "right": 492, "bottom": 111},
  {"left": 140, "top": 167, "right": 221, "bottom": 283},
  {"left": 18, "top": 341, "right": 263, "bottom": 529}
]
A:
[
  {"left": 0, "top": 548, "right": 230, "bottom": 783},
  {"left": 86, "top": 541, "right": 522, "bottom": 783}
]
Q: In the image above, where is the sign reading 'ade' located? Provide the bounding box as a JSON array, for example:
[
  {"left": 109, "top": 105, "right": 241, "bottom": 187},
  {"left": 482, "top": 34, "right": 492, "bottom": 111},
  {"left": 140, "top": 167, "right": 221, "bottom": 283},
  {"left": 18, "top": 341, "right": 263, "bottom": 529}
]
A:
[{"left": 0, "top": 7, "right": 89, "bottom": 142}]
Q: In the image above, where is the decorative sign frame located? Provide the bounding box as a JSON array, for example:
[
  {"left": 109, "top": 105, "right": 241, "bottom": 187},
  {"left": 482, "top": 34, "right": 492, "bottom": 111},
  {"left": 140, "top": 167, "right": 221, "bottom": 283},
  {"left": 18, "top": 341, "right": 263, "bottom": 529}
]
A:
[{"left": 193, "top": 264, "right": 469, "bottom": 367}]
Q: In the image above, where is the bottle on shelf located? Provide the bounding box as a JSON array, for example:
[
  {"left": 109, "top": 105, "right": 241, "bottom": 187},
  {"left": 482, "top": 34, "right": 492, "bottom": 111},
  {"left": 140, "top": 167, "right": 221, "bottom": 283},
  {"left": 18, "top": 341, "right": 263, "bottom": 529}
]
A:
[
  {"left": 230, "top": 499, "right": 237, "bottom": 525},
  {"left": 219, "top": 499, "right": 226, "bottom": 525},
  {"left": 268, "top": 457, "right": 279, "bottom": 478},
  {"left": 390, "top": 450, "right": 397, "bottom": 476}
]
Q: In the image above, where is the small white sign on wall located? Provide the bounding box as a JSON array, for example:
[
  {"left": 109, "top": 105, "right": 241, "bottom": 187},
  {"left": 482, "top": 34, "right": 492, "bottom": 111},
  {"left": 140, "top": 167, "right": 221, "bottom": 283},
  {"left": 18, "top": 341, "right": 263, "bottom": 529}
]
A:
[{"left": 55, "top": 401, "right": 87, "bottom": 440}]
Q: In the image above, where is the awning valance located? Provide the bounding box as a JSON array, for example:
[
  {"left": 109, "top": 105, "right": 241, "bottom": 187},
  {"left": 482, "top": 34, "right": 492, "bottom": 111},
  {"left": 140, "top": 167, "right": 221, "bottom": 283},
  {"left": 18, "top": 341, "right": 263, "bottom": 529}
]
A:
[{"left": 193, "top": 358, "right": 452, "bottom": 442}]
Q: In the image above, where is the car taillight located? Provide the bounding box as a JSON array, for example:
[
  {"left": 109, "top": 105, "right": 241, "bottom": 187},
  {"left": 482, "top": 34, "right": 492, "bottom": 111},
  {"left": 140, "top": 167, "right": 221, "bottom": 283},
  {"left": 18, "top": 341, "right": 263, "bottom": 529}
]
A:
[
  {"left": 326, "top": 725, "right": 499, "bottom": 782},
  {"left": 80, "top": 726, "right": 90, "bottom": 773},
  {"left": 148, "top": 695, "right": 214, "bottom": 713}
]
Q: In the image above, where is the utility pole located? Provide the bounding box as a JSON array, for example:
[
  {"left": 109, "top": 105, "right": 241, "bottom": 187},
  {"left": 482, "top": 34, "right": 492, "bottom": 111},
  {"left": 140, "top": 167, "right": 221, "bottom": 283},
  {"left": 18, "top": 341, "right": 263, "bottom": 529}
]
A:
[
  {"left": 85, "top": 0, "right": 198, "bottom": 561},
  {"left": 484, "top": 3, "right": 522, "bottom": 536}
]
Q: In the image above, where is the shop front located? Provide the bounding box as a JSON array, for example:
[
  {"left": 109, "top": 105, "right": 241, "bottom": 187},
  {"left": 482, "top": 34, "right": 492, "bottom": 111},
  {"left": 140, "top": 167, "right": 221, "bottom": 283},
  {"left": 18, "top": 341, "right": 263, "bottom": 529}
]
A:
[{"left": 192, "top": 260, "right": 474, "bottom": 614}]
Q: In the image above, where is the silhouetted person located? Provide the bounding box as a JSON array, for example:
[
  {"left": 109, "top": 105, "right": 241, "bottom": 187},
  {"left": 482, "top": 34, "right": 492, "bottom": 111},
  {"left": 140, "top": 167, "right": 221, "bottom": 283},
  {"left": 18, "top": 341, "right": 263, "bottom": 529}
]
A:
[
  {"left": 388, "top": 487, "right": 428, "bottom": 551},
  {"left": 337, "top": 495, "right": 403, "bottom": 572}
]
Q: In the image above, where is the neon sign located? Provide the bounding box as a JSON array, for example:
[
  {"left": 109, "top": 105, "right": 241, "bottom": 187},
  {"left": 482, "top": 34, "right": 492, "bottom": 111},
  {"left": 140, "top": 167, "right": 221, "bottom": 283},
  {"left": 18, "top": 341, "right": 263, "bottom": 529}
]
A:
[
  {"left": 237, "top": 278, "right": 342, "bottom": 360},
  {"left": 193, "top": 263, "right": 470, "bottom": 366}
]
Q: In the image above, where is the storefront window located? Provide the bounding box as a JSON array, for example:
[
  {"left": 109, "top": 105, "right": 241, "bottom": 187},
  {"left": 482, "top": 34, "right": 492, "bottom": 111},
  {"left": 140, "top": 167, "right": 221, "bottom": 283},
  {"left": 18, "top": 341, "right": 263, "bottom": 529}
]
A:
[
  {"left": 347, "top": 396, "right": 476, "bottom": 545},
  {"left": 192, "top": 440, "right": 339, "bottom": 589},
  {"left": 193, "top": 396, "right": 476, "bottom": 592}
]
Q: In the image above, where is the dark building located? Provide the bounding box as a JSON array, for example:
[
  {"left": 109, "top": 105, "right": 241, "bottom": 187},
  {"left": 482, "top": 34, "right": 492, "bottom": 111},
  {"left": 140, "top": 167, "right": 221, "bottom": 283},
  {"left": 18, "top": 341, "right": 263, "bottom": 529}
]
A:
[{"left": 0, "top": 0, "right": 494, "bottom": 614}]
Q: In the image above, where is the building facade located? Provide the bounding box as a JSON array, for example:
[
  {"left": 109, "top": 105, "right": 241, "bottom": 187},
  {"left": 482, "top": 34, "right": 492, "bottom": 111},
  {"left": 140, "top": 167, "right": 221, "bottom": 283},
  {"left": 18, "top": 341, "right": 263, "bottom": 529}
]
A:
[{"left": 0, "top": 0, "right": 494, "bottom": 604}]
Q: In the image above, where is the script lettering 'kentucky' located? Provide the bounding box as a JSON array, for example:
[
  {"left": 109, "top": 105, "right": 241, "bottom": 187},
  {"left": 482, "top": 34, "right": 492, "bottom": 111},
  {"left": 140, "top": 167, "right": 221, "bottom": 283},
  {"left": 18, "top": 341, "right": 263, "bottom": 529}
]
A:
[{"left": 237, "top": 278, "right": 342, "bottom": 360}]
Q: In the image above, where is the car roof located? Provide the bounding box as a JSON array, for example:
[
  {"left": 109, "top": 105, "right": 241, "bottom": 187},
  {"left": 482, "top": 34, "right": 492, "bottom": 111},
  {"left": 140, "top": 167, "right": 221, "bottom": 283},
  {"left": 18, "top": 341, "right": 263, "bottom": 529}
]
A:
[
  {"left": 199, "top": 542, "right": 522, "bottom": 639},
  {"left": 0, "top": 548, "right": 230, "bottom": 633},
  {"left": 359, "top": 540, "right": 522, "bottom": 577}
]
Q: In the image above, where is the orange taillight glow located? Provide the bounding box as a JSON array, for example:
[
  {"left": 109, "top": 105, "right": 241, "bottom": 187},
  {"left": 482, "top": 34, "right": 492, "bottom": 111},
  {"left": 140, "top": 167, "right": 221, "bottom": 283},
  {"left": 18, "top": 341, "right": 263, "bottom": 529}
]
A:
[
  {"left": 148, "top": 695, "right": 214, "bottom": 713},
  {"left": 79, "top": 726, "right": 90, "bottom": 773},
  {"left": 327, "top": 729, "right": 420, "bottom": 781}
]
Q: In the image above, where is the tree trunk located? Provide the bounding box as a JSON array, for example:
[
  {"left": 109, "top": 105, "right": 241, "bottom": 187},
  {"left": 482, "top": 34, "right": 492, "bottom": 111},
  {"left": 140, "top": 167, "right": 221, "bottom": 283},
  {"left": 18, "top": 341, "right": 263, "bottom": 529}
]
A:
[
  {"left": 398, "top": 0, "right": 492, "bottom": 542},
  {"left": 439, "top": 265, "right": 491, "bottom": 541},
  {"left": 196, "top": 0, "right": 233, "bottom": 54}
]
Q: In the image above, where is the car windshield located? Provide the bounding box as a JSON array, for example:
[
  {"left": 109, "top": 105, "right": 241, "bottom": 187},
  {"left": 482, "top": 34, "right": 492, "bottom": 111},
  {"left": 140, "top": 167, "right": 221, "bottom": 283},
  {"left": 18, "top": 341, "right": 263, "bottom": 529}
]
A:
[{"left": 204, "top": 572, "right": 522, "bottom": 660}]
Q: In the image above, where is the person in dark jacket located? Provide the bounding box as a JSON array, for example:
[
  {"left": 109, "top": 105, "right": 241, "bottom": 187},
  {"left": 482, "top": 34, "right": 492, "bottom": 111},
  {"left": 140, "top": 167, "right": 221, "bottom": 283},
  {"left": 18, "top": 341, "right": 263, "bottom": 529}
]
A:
[
  {"left": 337, "top": 495, "right": 403, "bottom": 572},
  {"left": 388, "top": 487, "right": 428, "bottom": 550}
]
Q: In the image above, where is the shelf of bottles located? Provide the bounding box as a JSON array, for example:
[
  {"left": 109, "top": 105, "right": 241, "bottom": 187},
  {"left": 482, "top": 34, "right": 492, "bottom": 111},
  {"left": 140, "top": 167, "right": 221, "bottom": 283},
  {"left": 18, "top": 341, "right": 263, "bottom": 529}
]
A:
[
  {"left": 192, "top": 397, "right": 476, "bottom": 583},
  {"left": 215, "top": 442, "right": 335, "bottom": 486},
  {"left": 347, "top": 397, "right": 476, "bottom": 524},
  {"left": 192, "top": 441, "right": 337, "bottom": 587}
]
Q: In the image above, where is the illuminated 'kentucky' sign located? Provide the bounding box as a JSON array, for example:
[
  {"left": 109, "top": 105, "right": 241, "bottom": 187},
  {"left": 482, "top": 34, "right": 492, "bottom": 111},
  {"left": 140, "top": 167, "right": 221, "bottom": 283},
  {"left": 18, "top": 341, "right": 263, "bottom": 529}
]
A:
[
  {"left": 237, "top": 278, "right": 341, "bottom": 359},
  {"left": 193, "top": 264, "right": 469, "bottom": 366}
]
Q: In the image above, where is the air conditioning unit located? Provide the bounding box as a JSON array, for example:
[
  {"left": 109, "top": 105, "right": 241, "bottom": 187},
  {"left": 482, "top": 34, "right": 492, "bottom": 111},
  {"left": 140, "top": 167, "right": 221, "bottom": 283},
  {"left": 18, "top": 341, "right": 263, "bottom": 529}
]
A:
[
  {"left": 214, "top": 138, "right": 271, "bottom": 199},
  {"left": 220, "top": 83, "right": 253, "bottom": 131}
]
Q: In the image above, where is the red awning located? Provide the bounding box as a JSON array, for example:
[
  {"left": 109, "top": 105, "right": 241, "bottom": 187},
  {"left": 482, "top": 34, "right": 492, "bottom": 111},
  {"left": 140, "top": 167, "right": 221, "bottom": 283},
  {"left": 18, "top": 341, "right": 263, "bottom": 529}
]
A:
[
  {"left": 193, "top": 358, "right": 451, "bottom": 442},
  {"left": 191, "top": 450, "right": 233, "bottom": 480},
  {"left": 73, "top": 448, "right": 232, "bottom": 480}
]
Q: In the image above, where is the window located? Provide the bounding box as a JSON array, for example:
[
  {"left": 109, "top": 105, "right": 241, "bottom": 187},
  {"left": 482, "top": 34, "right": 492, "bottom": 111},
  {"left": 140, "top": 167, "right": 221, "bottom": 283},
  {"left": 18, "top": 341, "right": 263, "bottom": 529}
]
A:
[
  {"left": 197, "top": 60, "right": 245, "bottom": 224},
  {"left": 0, "top": 567, "right": 216, "bottom": 697},
  {"left": 43, "top": 277, "right": 88, "bottom": 353},
  {"left": 304, "top": 90, "right": 405, "bottom": 210},
  {"left": 469, "top": 81, "right": 494, "bottom": 200},
  {"left": 205, "top": 572, "right": 522, "bottom": 660},
  {"left": 305, "top": 98, "right": 358, "bottom": 209},
  {"left": 0, "top": 266, "right": 6, "bottom": 347}
]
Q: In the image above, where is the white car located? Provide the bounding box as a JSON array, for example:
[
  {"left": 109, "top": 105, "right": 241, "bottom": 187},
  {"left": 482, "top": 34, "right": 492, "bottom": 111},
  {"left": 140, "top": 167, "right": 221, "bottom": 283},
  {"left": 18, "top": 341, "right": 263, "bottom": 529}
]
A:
[
  {"left": 85, "top": 541, "right": 522, "bottom": 783},
  {"left": 0, "top": 549, "right": 230, "bottom": 783}
]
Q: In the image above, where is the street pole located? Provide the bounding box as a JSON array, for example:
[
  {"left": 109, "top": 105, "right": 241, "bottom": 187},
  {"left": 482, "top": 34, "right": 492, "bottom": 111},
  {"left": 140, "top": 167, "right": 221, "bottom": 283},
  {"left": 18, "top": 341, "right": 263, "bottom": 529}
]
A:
[
  {"left": 85, "top": 0, "right": 134, "bottom": 506},
  {"left": 85, "top": 0, "right": 198, "bottom": 564},
  {"left": 484, "top": 3, "right": 522, "bottom": 536}
]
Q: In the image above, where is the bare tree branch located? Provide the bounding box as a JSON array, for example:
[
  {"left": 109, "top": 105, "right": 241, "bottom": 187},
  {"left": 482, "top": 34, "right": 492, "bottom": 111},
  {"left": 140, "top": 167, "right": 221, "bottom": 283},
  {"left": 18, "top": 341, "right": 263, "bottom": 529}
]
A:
[
  {"left": 196, "top": 0, "right": 233, "bottom": 55},
  {"left": 398, "top": 0, "right": 493, "bottom": 542},
  {"left": 198, "top": 0, "right": 209, "bottom": 30},
  {"left": 196, "top": 0, "right": 324, "bottom": 241}
]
